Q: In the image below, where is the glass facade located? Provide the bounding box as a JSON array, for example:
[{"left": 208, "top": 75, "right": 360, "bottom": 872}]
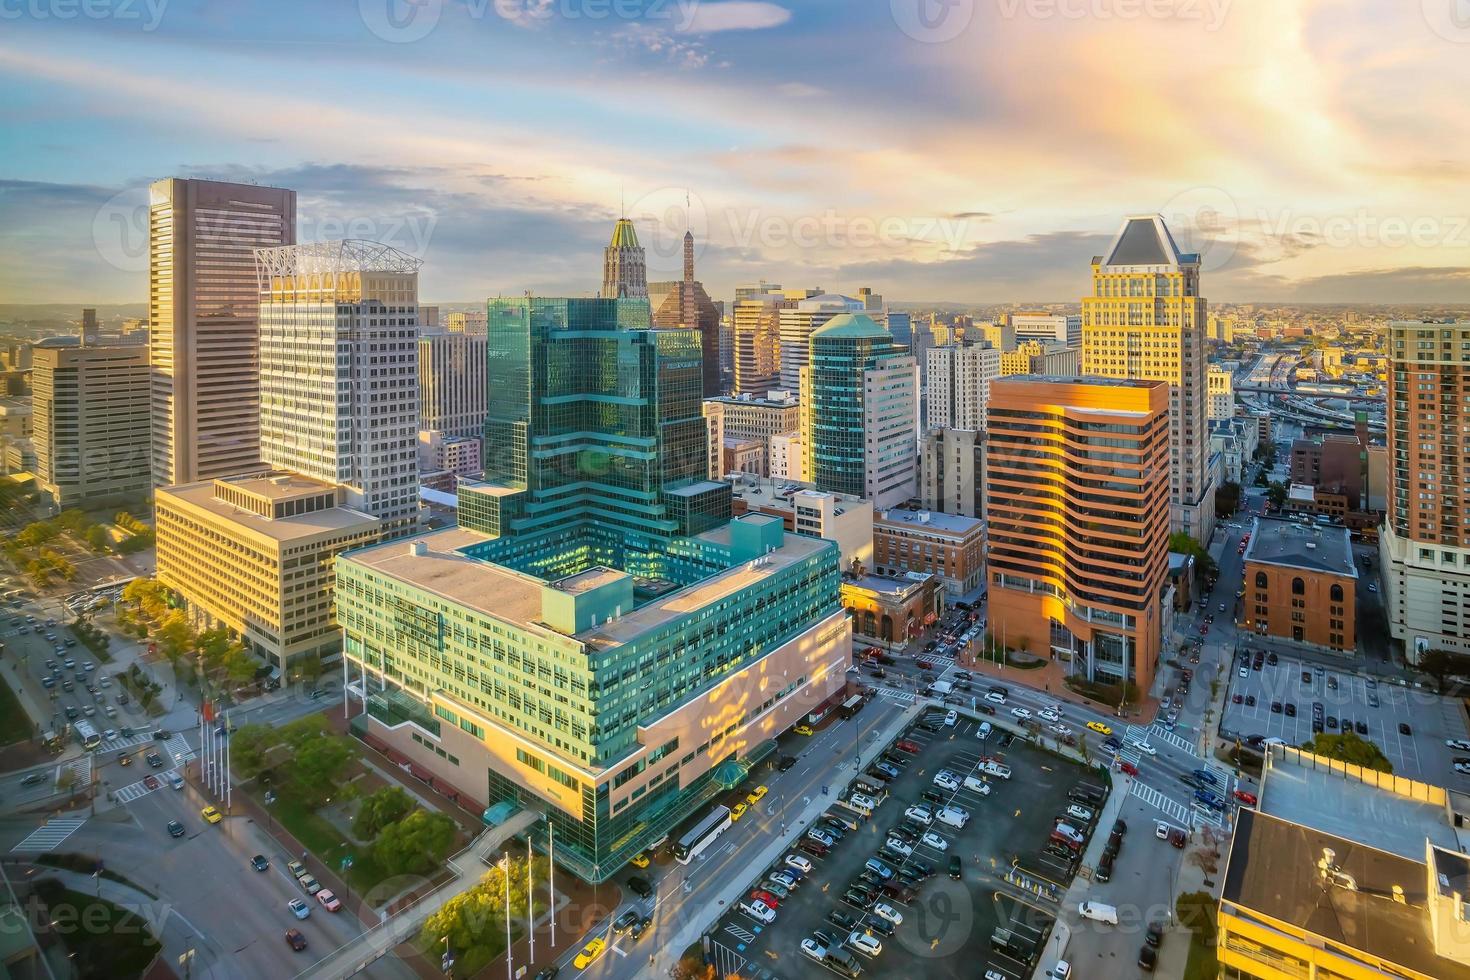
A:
[{"left": 802, "top": 323, "right": 910, "bottom": 499}]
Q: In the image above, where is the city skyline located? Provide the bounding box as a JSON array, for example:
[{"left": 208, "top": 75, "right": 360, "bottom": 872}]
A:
[{"left": 5, "top": 3, "right": 1470, "bottom": 306}]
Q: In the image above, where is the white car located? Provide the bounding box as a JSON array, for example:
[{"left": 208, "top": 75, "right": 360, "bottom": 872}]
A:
[
  {"left": 1049, "top": 723, "right": 1072, "bottom": 737},
  {"left": 847, "top": 931, "right": 883, "bottom": 957},
  {"left": 1447, "top": 739, "right": 1470, "bottom": 751},
  {"left": 904, "top": 805, "right": 934, "bottom": 825},
  {"left": 1238, "top": 666, "right": 1248, "bottom": 678},
  {"left": 767, "top": 871, "right": 799, "bottom": 891},
  {"left": 933, "top": 771, "right": 959, "bottom": 792},
  {"left": 884, "top": 836, "right": 913, "bottom": 857},
  {"left": 984, "top": 691, "right": 1007, "bottom": 705},
  {"left": 936, "top": 805, "right": 970, "bottom": 828},
  {"left": 962, "top": 774, "right": 993, "bottom": 795},
  {"left": 1038, "top": 709, "right": 1060, "bottom": 723},
  {"left": 740, "top": 899, "right": 776, "bottom": 924},
  {"left": 784, "top": 854, "right": 813, "bottom": 874},
  {"left": 872, "top": 902, "right": 904, "bottom": 926},
  {"left": 920, "top": 831, "right": 949, "bottom": 851},
  {"left": 1132, "top": 741, "right": 1156, "bottom": 756},
  {"left": 801, "top": 938, "right": 826, "bottom": 962},
  {"left": 1455, "top": 762, "right": 1470, "bottom": 775},
  {"left": 976, "top": 721, "right": 992, "bottom": 740},
  {"left": 944, "top": 709, "right": 958, "bottom": 727},
  {"left": 1010, "top": 706, "right": 1033, "bottom": 720}
]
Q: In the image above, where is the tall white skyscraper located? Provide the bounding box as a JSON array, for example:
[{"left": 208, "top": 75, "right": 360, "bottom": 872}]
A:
[
  {"left": 926, "top": 343, "right": 1001, "bottom": 430},
  {"left": 254, "top": 240, "right": 422, "bottom": 537}
]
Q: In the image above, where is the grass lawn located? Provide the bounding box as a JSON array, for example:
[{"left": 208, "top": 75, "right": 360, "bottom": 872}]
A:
[
  {"left": 1183, "top": 929, "right": 1218, "bottom": 980},
  {"left": 35, "top": 881, "right": 161, "bottom": 980},
  {"left": 0, "top": 671, "right": 32, "bottom": 745},
  {"left": 269, "top": 791, "right": 392, "bottom": 895}
]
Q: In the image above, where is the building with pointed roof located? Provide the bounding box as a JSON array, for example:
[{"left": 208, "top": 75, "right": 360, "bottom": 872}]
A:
[
  {"left": 1082, "top": 214, "right": 1214, "bottom": 541},
  {"left": 649, "top": 230, "right": 722, "bottom": 396},
  {"left": 601, "top": 216, "right": 647, "bottom": 299}
]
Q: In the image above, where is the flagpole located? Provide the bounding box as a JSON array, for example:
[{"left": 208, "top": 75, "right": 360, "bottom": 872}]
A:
[
  {"left": 224, "top": 710, "right": 231, "bottom": 811},
  {"left": 503, "top": 854, "right": 512, "bottom": 980},
  {"left": 527, "top": 835, "right": 534, "bottom": 963},
  {"left": 548, "top": 824, "right": 556, "bottom": 947}
]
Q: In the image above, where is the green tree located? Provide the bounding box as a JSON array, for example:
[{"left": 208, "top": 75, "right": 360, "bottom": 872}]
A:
[
  {"left": 55, "top": 509, "right": 90, "bottom": 533},
  {"left": 294, "top": 652, "right": 324, "bottom": 684},
  {"left": 1300, "top": 731, "right": 1393, "bottom": 773},
  {"left": 355, "top": 786, "right": 416, "bottom": 840},
  {"left": 228, "top": 724, "right": 281, "bottom": 779},
  {"left": 222, "top": 646, "right": 259, "bottom": 686},
  {"left": 1215, "top": 481, "right": 1242, "bottom": 517},
  {"left": 1168, "top": 532, "right": 1218, "bottom": 582},
  {"left": 15, "top": 521, "right": 58, "bottom": 548},
  {"left": 84, "top": 524, "right": 111, "bottom": 553},
  {"left": 1418, "top": 648, "right": 1470, "bottom": 694},
  {"left": 374, "top": 809, "right": 457, "bottom": 876},
  {"left": 289, "top": 735, "right": 355, "bottom": 805},
  {"left": 1266, "top": 480, "right": 1289, "bottom": 510}
]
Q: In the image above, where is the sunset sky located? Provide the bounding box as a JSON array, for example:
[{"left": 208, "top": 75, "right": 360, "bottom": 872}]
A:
[{"left": 4, "top": 0, "right": 1469, "bottom": 305}]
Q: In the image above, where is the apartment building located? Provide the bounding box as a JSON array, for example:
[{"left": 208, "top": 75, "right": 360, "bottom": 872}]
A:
[
  {"left": 1240, "top": 516, "right": 1357, "bottom": 653},
  {"left": 926, "top": 343, "right": 1000, "bottom": 430},
  {"left": 920, "top": 427, "right": 985, "bottom": 519},
  {"left": 701, "top": 393, "right": 802, "bottom": 479},
  {"left": 1011, "top": 311, "right": 1082, "bottom": 348},
  {"left": 419, "top": 331, "right": 487, "bottom": 441},
  {"left": 1381, "top": 319, "right": 1470, "bottom": 661}
]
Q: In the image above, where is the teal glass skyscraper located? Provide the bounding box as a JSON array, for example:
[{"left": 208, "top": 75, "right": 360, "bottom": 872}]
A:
[{"left": 335, "top": 296, "right": 852, "bottom": 882}]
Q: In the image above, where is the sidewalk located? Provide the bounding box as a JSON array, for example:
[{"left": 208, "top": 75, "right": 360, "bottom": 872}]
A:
[{"left": 955, "top": 651, "right": 1160, "bottom": 724}]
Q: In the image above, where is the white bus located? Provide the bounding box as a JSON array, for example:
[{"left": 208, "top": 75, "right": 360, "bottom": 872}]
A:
[
  {"left": 673, "top": 805, "right": 732, "bottom": 864},
  {"left": 74, "top": 720, "right": 101, "bottom": 751}
]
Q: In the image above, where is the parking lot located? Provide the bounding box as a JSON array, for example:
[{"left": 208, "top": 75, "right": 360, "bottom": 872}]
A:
[
  {"left": 706, "top": 707, "right": 1102, "bottom": 979},
  {"left": 1220, "top": 650, "right": 1470, "bottom": 782}
]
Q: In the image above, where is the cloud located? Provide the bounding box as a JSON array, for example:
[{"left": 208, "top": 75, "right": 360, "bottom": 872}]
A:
[{"left": 676, "top": 2, "right": 791, "bottom": 33}]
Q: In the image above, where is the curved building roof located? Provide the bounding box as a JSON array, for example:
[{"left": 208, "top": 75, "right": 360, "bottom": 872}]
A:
[
  {"left": 609, "top": 217, "right": 640, "bottom": 249},
  {"left": 810, "top": 312, "right": 889, "bottom": 339}
]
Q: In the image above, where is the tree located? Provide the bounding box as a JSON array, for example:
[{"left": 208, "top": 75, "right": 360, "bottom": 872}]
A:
[
  {"left": 1215, "top": 481, "right": 1242, "bottom": 517},
  {"left": 84, "top": 524, "right": 111, "bottom": 553},
  {"left": 289, "top": 734, "right": 355, "bottom": 805},
  {"left": 355, "top": 786, "right": 416, "bottom": 839},
  {"left": 229, "top": 724, "right": 282, "bottom": 779},
  {"left": 374, "top": 809, "right": 457, "bottom": 876},
  {"left": 56, "top": 509, "right": 90, "bottom": 533},
  {"left": 15, "top": 521, "right": 58, "bottom": 548},
  {"left": 1300, "top": 731, "right": 1393, "bottom": 773},
  {"left": 294, "top": 652, "right": 324, "bottom": 684},
  {"left": 1168, "top": 532, "right": 1218, "bottom": 582},
  {"left": 1418, "top": 648, "right": 1470, "bottom": 694},
  {"left": 1266, "top": 480, "right": 1289, "bottom": 511}
]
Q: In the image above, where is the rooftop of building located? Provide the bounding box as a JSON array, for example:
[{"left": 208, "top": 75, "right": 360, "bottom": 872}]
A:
[
  {"left": 705, "top": 392, "right": 799, "bottom": 408},
  {"left": 341, "top": 517, "right": 831, "bottom": 651},
  {"left": 875, "top": 508, "right": 984, "bottom": 537},
  {"left": 810, "top": 312, "right": 889, "bottom": 340},
  {"left": 159, "top": 474, "right": 381, "bottom": 543},
  {"left": 1243, "top": 515, "right": 1357, "bottom": 577},
  {"left": 994, "top": 374, "right": 1168, "bottom": 391},
  {"left": 1093, "top": 214, "right": 1199, "bottom": 268},
  {"left": 728, "top": 476, "right": 867, "bottom": 517},
  {"left": 1222, "top": 808, "right": 1470, "bottom": 980},
  {"left": 842, "top": 573, "right": 934, "bottom": 597}
]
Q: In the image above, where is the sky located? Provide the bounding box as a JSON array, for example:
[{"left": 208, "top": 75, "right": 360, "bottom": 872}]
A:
[{"left": 3, "top": 0, "right": 1470, "bottom": 306}]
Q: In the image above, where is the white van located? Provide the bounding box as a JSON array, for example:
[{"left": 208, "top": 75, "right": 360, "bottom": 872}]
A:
[
  {"left": 1078, "top": 901, "right": 1118, "bottom": 925},
  {"left": 935, "top": 805, "right": 970, "bottom": 829},
  {"left": 1053, "top": 823, "right": 1084, "bottom": 843},
  {"left": 978, "top": 760, "right": 1011, "bottom": 780},
  {"left": 962, "top": 774, "right": 992, "bottom": 795},
  {"left": 166, "top": 770, "right": 184, "bottom": 790}
]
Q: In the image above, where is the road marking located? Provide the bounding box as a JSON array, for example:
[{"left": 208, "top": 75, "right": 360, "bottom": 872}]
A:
[
  {"left": 11, "top": 817, "right": 87, "bottom": 852},
  {"left": 1149, "top": 725, "right": 1199, "bottom": 757},
  {"left": 60, "top": 754, "right": 92, "bottom": 788},
  {"left": 1129, "top": 781, "right": 1197, "bottom": 828},
  {"left": 113, "top": 766, "right": 182, "bottom": 804}
]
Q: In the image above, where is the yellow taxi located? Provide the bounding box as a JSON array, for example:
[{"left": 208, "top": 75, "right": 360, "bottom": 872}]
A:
[
  {"left": 730, "top": 802, "right": 749, "bottom": 821},
  {"left": 746, "top": 785, "right": 768, "bottom": 806},
  {"left": 630, "top": 851, "right": 650, "bottom": 869},
  {"left": 200, "top": 805, "right": 223, "bottom": 825},
  {"left": 1086, "top": 721, "right": 1113, "bottom": 736},
  {"left": 573, "top": 936, "right": 606, "bottom": 969},
  {"left": 794, "top": 724, "right": 814, "bottom": 736}
]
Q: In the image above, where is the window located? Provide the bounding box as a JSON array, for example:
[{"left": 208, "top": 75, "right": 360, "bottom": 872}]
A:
[
  {"left": 1330, "top": 584, "right": 1343, "bottom": 602},
  {"left": 1254, "top": 571, "right": 1268, "bottom": 589},
  {"left": 1291, "top": 577, "right": 1305, "bottom": 596}
]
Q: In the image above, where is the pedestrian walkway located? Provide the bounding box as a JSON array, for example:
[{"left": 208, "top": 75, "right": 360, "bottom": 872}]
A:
[
  {"left": 875, "top": 686, "right": 916, "bottom": 704},
  {"left": 1148, "top": 724, "right": 1199, "bottom": 757},
  {"left": 1129, "top": 782, "right": 1196, "bottom": 828},
  {"left": 60, "top": 754, "right": 91, "bottom": 787},
  {"left": 10, "top": 816, "right": 87, "bottom": 852},
  {"left": 98, "top": 731, "right": 151, "bottom": 754},
  {"left": 113, "top": 767, "right": 179, "bottom": 804}
]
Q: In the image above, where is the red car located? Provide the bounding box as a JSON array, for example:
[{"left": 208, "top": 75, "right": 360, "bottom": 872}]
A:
[
  {"left": 1232, "top": 790, "right": 1258, "bottom": 806},
  {"left": 895, "top": 739, "right": 921, "bottom": 754},
  {"left": 1232, "top": 694, "right": 1243, "bottom": 704},
  {"left": 748, "top": 889, "right": 780, "bottom": 910},
  {"left": 1118, "top": 761, "right": 1140, "bottom": 776},
  {"left": 142, "top": 774, "right": 160, "bottom": 790},
  {"left": 915, "top": 659, "right": 934, "bottom": 670}
]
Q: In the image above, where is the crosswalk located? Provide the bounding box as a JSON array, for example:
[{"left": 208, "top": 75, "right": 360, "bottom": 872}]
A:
[
  {"left": 1129, "top": 781, "right": 1197, "bottom": 828},
  {"left": 164, "top": 733, "right": 194, "bottom": 762},
  {"left": 112, "top": 766, "right": 181, "bottom": 804},
  {"left": 11, "top": 817, "right": 87, "bottom": 852},
  {"left": 97, "top": 731, "right": 152, "bottom": 754},
  {"left": 1149, "top": 724, "right": 1200, "bottom": 757},
  {"left": 61, "top": 755, "right": 92, "bottom": 788},
  {"left": 876, "top": 686, "right": 917, "bottom": 704}
]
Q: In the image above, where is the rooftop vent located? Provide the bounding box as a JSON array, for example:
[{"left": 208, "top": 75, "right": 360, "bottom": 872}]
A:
[{"left": 410, "top": 541, "right": 427, "bottom": 557}]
